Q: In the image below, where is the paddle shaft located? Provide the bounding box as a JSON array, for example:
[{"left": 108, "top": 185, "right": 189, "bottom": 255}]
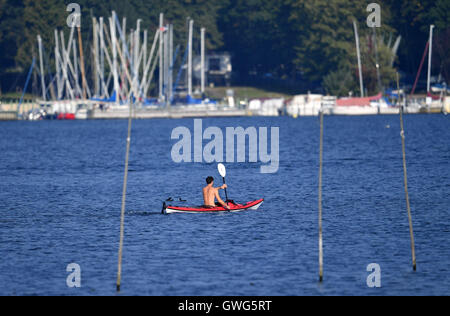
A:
[{"left": 222, "top": 177, "right": 229, "bottom": 202}]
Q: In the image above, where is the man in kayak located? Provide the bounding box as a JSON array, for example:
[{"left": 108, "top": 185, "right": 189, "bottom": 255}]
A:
[{"left": 203, "top": 176, "right": 230, "bottom": 210}]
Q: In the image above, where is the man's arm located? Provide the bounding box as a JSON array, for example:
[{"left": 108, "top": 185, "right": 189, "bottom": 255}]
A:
[
  {"left": 214, "top": 189, "right": 229, "bottom": 209},
  {"left": 216, "top": 184, "right": 227, "bottom": 190}
]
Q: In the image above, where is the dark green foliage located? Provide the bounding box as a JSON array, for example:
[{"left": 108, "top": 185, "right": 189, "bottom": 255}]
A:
[{"left": 0, "top": 0, "right": 448, "bottom": 95}]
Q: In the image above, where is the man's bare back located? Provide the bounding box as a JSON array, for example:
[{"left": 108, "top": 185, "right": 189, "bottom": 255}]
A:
[{"left": 203, "top": 176, "right": 229, "bottom": 209}]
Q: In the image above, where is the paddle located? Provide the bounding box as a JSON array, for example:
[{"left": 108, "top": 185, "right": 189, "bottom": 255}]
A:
[{"left": 218, "top": 163, "right": 229, "bottom": 203}]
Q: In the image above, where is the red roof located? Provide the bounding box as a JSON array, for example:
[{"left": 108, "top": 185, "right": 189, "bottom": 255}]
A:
[{"left": 337, "top": 93, "right": 382, "bottom": 106}]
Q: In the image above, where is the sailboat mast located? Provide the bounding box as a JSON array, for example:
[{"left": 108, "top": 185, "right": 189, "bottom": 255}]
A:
[
  {"left": 93, "top": 18, "right": 100, "bottom": 97},
  {"left": 73, "top": 39, "right": 79, "bottom": 97},
  {"left": 54, "top": 30, "right": 62, "bottom": 99},
  {"left": 427, "top": 25, "right": 435, "bottom": 93},
  {"left": 77, "top": 25, "right": 87, "bottom": 100},
  {"left": 201, "top": 27, "right": 206, "bottom": 95},
  {"left": 159, "top": 13, "right": 164, "bottom": 102},
  {"left": 99, "top": 17, "right": 105, "bottom": 97},
  {"left": 37, "top": 35, "right": 46, "bottom": 101},
  {"left": 353, "top": 20, "right": 364, "bottom": 97},
  {"left": 188, "top": 19, "right": 194, "bottom": 97},
  {"left": 373, "top": 27, "right": 382, "bottom": 92},
  {"left": 111, "top": 12, "right": 120, "bottom": 104},
  {"left": 168, "top": 24, "right": 173, "bottom": 105}
]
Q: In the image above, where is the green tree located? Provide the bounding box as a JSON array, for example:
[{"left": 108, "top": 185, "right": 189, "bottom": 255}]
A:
[
  {"left": 357, "top": 32, "right": 398, "bottom": 95},
  {"left": 289, "top": 0, "right": 364, "bottom": 82},
  {"left": 17, "top": 0, "right": 67, "bottom": 70},
  {"left": 386, "top": 0, "right": 441, "bottom": 76},
  {"left": 323, "top": 67, "right": 357, "bottom": 97},
  {"left": 0, "top": 0, "right": 448, "bottom": 94},
  {"left": 0, "top": 0, "right": 26, "bottom": 72},
  {"left": 218, "top": 0, "right": 296, "bottom": 78}
]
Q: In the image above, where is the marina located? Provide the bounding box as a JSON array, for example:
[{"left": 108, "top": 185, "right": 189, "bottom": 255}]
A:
[
  {"left": 0, "top": 9, "right": 448, "bottom": 121},
  {"left": 0, "top": 0, "right": 449, "bottom": 298},
  {"left": 1, "top": 94, "right": 448, "bottom": 121}
]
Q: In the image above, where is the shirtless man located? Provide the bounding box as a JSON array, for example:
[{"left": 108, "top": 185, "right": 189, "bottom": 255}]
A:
[{"left": 203, "top": 176, "right": 229, "bottom": 209}]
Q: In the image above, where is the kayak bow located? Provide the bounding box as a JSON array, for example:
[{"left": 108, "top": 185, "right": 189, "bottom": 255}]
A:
[{"left": 163, "top": 199, "right": 264, "bottom": 214}]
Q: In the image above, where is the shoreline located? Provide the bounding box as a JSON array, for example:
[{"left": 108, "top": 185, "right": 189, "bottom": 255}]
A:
[{"left": 0, "top": 102, "right": 448, "bottom": 121}]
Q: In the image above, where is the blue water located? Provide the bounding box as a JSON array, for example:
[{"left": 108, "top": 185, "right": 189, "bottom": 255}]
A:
[{"left": 0, "top": 115, "right": 448, "bottom": 296}]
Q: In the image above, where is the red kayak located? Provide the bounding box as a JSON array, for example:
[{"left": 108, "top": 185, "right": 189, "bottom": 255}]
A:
[{"left": 164, "top": 199, "right": 264, "bottom": 214}]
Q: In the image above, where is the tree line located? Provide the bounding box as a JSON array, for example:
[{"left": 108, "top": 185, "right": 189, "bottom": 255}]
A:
[{"left": 0, "top": 0, "right": 448, "bottom": 96}]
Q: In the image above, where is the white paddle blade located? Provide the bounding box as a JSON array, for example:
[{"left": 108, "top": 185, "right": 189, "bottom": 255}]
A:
[{"left": 218, "top": 163, "right": 227, "bottom": 178}]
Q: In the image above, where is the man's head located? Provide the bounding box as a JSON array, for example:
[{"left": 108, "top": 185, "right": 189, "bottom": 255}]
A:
[{"left": 206, "top": 176, "right": 214, "bottom": 185}]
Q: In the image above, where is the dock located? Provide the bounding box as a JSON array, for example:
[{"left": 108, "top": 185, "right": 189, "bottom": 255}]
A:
[
  {"left": 0, "top": 94, "right": 448, "bottom": 121},
  {"left": 89, "top": 106, "right": 249, "bottom": 120},
  {"left": 0, "top": 111, "right": 18, "bottom": 121},
  {"left": 0, "top": 101, "right": 39, "bottom": 121}
]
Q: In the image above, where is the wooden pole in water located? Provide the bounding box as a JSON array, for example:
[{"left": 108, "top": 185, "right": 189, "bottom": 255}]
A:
[
  {"left": 105, "top": 28, "right": 157, "bottom": 292},
  {"left": 318, "top": 109, "right": 324, "bottom": 282},
  {"left": 398, "top": 72, "right": 417, "bottom": 271},
  {"left": 115, "top": 24, "right": 137, "bottom": 292},
  {"left": 116, "top": 98, "right": 132, "bottom": 292}
]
